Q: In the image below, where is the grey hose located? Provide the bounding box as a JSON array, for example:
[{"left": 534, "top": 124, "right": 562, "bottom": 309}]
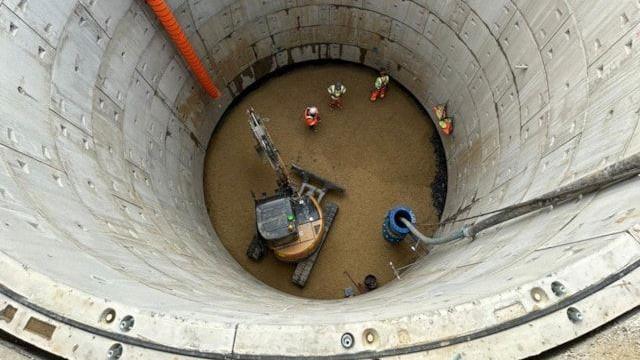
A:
[
  {"left": 400, "top": 217, "right": 468, "bottom": 245},
  {"left": 402, "top": 153, "right": 640, "bottom": 246}
]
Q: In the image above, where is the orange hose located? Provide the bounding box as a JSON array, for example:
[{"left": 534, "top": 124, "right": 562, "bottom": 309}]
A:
[{"left": 146, "top": 0, "right": 220, "bottom": 99}]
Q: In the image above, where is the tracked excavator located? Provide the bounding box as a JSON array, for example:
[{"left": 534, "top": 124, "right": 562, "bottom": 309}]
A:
[{"left": 245, "top": 107, "right": 344, "bottom": 287}]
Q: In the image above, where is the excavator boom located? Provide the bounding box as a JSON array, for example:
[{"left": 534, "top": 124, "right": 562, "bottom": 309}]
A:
[{"left": 247, "top": 107, "right": 293, "bottom": 193}]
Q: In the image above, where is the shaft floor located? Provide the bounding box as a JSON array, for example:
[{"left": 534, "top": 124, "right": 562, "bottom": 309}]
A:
[{"left": 204, "top": 63, "right": 442, "bottom": 299}]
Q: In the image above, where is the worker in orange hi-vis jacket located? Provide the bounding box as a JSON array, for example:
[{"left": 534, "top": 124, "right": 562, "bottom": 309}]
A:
[
  {"left": 370, "top": 70, "right": 390, "bottom": 102},
  {"left": 304, "top": 106, "right": 320, "bottom": 132},
  {"left": 433, "top": 103, "right": 453, "bottom": 136}
]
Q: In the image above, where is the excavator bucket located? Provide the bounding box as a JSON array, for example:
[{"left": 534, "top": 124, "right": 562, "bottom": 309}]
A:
[{"left": 291, "top": 163, "right": 345, "bottom": 194}]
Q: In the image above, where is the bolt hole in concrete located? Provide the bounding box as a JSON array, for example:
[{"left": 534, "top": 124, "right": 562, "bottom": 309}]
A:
[
  {"left": 100, "top": 308, "right": 116, "bottom": 324},
  {"left": 0, "top": 304, "right": 17, "bottom": 322},
  {"left": 551, "top": 280, "right": 567, "bottom": 296},
  {"left": 363, "top": 328, "right": 379, "bottom": 345},
  {"left": 340, "top": 332, "right": 355, "bottom": 349},
  {"left": 119, "top": 315, "right": 134, "bottom": 332},
  {"left": 567, "top": 307, "right": 583, "bottom": 323},
  {"left": 530, "top": 286, "right": 549, "bottom": 302},
  {"left": 204, "top": 62, "right": 446, "bottom": 299},
  {"left": 107, "top": 343, "right": 123, "bottom": 360}
]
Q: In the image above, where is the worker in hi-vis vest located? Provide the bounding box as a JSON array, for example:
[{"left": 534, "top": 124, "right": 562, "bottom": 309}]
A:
[
  {"left": 327, "top": 81, "right": 347, "bottom": 109},
  {"left": 304, "top": 106, "right": 320, "bottom": 132},
  {"left": 433, "top": 103, "right": 453, "bottom": 136},
  {"left": 370, "top": 70, "right": 390, "bottom": 102}
]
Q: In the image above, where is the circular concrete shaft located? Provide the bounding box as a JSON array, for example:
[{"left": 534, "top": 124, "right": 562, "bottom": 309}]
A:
[{"left": 0, "top": 1, "right": 639, "bottom": 359}]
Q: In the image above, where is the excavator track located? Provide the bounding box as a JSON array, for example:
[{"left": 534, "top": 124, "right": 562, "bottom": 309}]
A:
[
  {"left": 247, "top": 232, "right": 266, "bottom": 261},
  {"left": 292, "top": 202, "right": 339, "bottom": 287}
]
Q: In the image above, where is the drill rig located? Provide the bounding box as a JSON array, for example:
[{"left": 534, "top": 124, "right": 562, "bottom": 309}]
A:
[{"left": 246, "top": 107, "right": 344, "bottom": 287}]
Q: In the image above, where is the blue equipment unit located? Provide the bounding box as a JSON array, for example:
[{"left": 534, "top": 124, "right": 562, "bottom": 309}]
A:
[{"left": 382, "top": 206, "right": 416, "bottom": 244}]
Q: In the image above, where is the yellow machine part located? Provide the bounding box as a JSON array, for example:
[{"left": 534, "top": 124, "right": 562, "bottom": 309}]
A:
[{"left": 272, "top": 196, "right": 324, "bottom": 262}]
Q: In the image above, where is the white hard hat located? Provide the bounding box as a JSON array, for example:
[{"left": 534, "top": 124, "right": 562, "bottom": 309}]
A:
[{"left": 308, "top": 107, "right": 317, "bottom": 115}]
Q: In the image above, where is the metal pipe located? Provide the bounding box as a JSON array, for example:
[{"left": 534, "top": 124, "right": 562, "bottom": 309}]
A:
[
  {"left": 403, "top": 153, "right": 640, "bottom": 246},
  {"left": 146, "top": 0, "right": 220, "bottom": 99}
]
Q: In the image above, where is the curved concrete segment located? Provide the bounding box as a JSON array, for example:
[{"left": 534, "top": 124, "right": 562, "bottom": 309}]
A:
[{"left": 0, "top": 0, "right": 638, "bottom": 358}]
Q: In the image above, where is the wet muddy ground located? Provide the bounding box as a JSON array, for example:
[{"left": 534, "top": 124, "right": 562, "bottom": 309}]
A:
[{"left": 204, "top": 63, "right": 443, "bottom": 299}]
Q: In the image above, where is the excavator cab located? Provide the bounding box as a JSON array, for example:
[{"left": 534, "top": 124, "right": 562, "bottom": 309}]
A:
[{"left": 255, "top": 195, "right": 298, "bottom": 248}]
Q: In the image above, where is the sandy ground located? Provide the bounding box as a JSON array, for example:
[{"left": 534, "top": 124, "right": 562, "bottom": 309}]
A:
[
  {"left": 203, "top": 63, "right": 441, "bottom": 299},
  {"left": 535, "top": 307, "right": 640, "bottom": 359}
]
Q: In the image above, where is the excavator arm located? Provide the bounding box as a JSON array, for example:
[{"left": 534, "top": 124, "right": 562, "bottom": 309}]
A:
[{"left": 247, "top": 107, "right": 294, "bottom": 194}]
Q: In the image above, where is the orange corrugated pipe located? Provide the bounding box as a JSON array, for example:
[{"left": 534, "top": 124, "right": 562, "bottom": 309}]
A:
[{"left": 146, "top": 0, "right": 220, "bottom": 99}]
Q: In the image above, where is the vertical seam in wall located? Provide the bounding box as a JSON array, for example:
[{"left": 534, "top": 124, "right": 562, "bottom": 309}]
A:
[
  {"left": 461, "top": 5, "right": 517, "bottom": 197},
  {"left": 395, "top": 4, "right": 501, "bottom": 215},
  {"left": 628, "top": 228, "right": 640, "bottom": 244},
  {"left": 622, "top": 111, "right": 640, "bottom": 157},
  {"left": 188, "top": 1, "right": 229, "bottom": 87},
  {"left": 521, "top": 133, "right": 580, "bottom": 200},
  {"left": 231, "top": 323, "right": 239, "bottom": 355},
  {"left": 492, "top": 6, "right": 522, "bottom": 119},
  {"left": 75, "top": 3, "right": 114, "bottom": 41},
  {"left": 559, "top": 4, "right": 591, "bottom": 183},
  {"left": 53, "top": 3, "right": 101, "bottom": 139},
  {"left": 512, "top": 8, "right": 573, "bottom": 203},
  {"left": 562, "top": 4, "right": 640, "bottom": 180}
]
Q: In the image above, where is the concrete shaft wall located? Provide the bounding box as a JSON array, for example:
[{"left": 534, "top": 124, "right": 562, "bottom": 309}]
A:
[{"left": 0, "top": 0, "right": 639, "bottom": 358}]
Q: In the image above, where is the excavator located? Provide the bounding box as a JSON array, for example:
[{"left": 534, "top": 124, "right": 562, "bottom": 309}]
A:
[{"left": 245, "top": 107, "right": 344, "bottom": 287}]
